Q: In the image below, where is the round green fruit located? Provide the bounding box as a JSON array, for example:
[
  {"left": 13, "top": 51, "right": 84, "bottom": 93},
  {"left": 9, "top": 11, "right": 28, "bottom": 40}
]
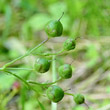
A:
[
  {"left": 58, "top": 64, "right": 72, "bottom": 79},
  {"left": 34, "top": 58, "right": 50, "bottom": 73},
  {"left": 45, "top": 20, "right": 63, "bottom": 37},
  {"left": 74, "top": 94, "right": 85, "bottom": 104},
  {"left": 63, "top": 38, "right": 76, "bottom": 51},
  {"left": 46, "top": 85, "right": 64, "bottom": 103}
]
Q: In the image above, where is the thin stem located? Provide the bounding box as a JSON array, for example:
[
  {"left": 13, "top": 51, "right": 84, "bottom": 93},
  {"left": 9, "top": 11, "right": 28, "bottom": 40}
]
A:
[
  {"left": 52, "top": 55, "right": 57, "bottom": 82},
  {"left": 58, "top": 12, "right": 64, "bottom": 21},
  {"left": 44, "top": 49, "right": 64, "bottom": 56},
  {"left": 69, "top": 59, "right": 74, "bottom": 65},
  {"left": 28, "top": 78, "right": 62, "bottom": 86},
  {"left": 3, "top": 71, "right": 45, "bottom": 109},
  {"left": 64, "top": 92, "right": 74, "bottom": 96},
  {"left": 35, "top": 49, "right": 64, "bottom": 56},
  {"left": 27, "top": 38, "right": 49, "bottom": 54},
  {"left": 75, "top": 37, "right": 84, "bottom": 41},
  {"left": 4, "top": 70, "right": 30, "bottom": 89},
  {"left": 64, "top": 88, "right": 71, "bottom": 92},
  {"left": 6, "top": 67, "right": 34, "bottom": 71},
  {"left": 2, "top": 38, "right": 49, "bottom": 69},
  {"left": 2, "top": 54, "right": 27, "bottom": 69},
  {"left": 52, "top": 55, "right": 57, "bottom": 110}
]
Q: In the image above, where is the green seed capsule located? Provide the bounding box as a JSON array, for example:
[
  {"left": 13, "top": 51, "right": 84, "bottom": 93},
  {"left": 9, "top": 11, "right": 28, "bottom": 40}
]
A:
[
  {"left": 74, "top": 94, "right": 85, "bottom": 104},
  {"left": 63, "top": 38, "right": 76, "bottom": 51},
  {"left": 58, "top": 64, "right": 72, "bottom": 79},
  {"left": 34, "top": 58, "right": 50, "bottom": 73},
  {"left": 46, "top": 85, "right": 64, "bottom": 103},
  {"left": 45, "top": 20, "right": 63, "bottom": 37}
]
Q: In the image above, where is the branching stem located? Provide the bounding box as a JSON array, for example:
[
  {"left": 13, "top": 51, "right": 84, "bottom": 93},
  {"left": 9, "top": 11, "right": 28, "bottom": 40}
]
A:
[
  {"left": 28, "top": 78, "right": 62, "bottom": 86},
  {"left": 4, "top": 70, "right": 31, "bottom": 89},
  {"left": 2, "top": 38, "right": 49, "bottom": 70},
  {"left": 64, "top": 92, "right": 74, "bottom": 96},
  {"left": 6, "top": 68, "right": 34, "bottom": 71},
  {"left": 35, "top": 49, "right": 64, "bottom": 56}
]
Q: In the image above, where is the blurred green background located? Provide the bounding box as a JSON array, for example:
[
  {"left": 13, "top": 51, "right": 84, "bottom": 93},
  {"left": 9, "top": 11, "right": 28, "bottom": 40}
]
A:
[{"left": 0, "top": 0, "right": 110, "bottom": 110}]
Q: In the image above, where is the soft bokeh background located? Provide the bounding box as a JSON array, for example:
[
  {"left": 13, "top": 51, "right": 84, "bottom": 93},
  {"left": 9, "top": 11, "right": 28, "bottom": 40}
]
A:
[{"left": 0, "top": 0, "right": 110, "bottom": 110}]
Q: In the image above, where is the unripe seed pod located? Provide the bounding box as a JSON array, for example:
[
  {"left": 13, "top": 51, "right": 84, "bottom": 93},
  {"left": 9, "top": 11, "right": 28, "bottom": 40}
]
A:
[
  {"left": 74, "top": 94, "right": 85, "bottom": 104},
  {"left": 58, "top": 64, "right": 72, "bottom": 79},
  {"left": 63, "top": 38, "right": 76, "bottom": 51},
  {"left": 34, "top": 58, "right": 50, "bottom": 73},
  {"left": 45, "top": 20, "right": 63, "bottom": 37},
  {"left": 46, "top": 85, "right": 64, "bottom": 103}
]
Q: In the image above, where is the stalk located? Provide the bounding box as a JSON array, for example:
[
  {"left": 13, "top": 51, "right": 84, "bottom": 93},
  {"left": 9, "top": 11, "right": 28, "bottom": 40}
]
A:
[
  {"left": 51, "top": 55, "right": 57, "bottom": 110},
  {"left": 28, "top": 78, "right": 62, "bottom": 86},
  {"left": 4, "top": 70, "right": 30, "bottom": 89},
  {"left": 2, "top": 38, "right": 49, "bottom": 70}
]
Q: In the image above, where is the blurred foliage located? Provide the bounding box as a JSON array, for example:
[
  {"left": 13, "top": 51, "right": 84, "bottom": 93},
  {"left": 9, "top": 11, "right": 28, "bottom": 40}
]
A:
[{"left": 0, "top": 0, "right": 110, "bottom": 110}]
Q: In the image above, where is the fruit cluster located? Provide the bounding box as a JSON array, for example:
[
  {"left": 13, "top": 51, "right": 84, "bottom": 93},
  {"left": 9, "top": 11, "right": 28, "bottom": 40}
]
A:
[
  {"left": 0, "top": 12, "right": 88, "bottom": 109},
  {"left": 33, "top": 13, "right": 85, "bottom": 105}
]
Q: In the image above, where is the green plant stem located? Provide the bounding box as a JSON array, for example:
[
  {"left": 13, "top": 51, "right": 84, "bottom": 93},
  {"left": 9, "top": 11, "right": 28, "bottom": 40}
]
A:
[
  {"left": 28, "top": 38, "right": 49, "bottom": 54},
  {"left": 6, "top": 67, "right": 34, "bottom": 71},
  {"left": 2, "top": 54, "right": 27, "bottom": 70},
  {"left": 45, "top": 49, "right": 64, "bottom": 56},
  {"left": 4, "top": 70, "right": 31, "bottom": 89},
  {"left": 2, "top": 38, "right": 49, "bottom": 70},
  {"left": 52, "top": 55, "right": 57, "bottom": 82},
  {"left": 2, "top": 71, "right": 45, "bottom": 109},
  {"left": 28, "top": 78, "right": 62, "bottom": 86},
  {"left": 52, "top": 55, "right": 57, "bottom": 110},
  {"left": 58, "top": 12, "right": 64, "bottom": 21},
  {"left": 4, "top": 70, "right": 42, "bottom": 93},
  {"left": 36, "top": 49, "right": 64, "bottom": 56},
  {"left": 64, "top": 92, "right": 74, "bottom": 96}
]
